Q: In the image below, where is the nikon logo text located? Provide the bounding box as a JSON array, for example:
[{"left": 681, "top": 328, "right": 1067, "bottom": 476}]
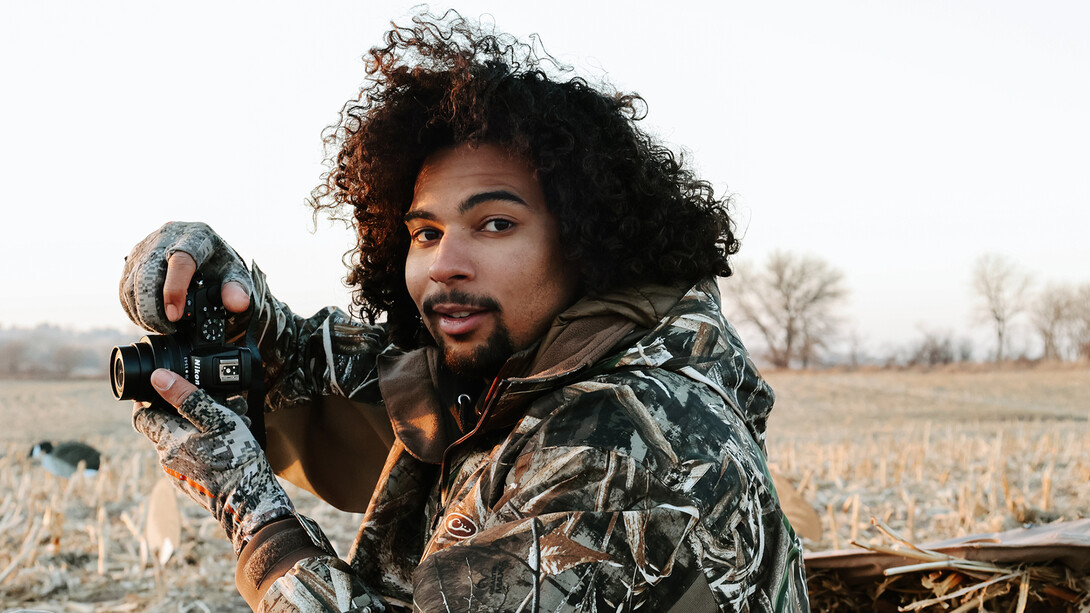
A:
[{"left": 193, "top": 359, "right": 202, "bottom": 386}]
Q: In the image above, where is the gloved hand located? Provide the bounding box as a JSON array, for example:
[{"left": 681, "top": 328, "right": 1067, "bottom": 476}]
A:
[
  {"left": 132, "top": 368, "right": 295, "bottom": 555},
  {"left": 120, "top": 221, "right": 253, "bottom": 333}
]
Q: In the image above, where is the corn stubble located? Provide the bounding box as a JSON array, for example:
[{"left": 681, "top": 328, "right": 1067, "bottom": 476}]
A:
[
  {"left": 0, "top": 381, "right": 364, "bottom": 612},
  {"left": 1, "top": 365, "right": 1087, "bottom": 611},
  {"left": 767, "top": 365, "right": 1090, "bottom": 611}
]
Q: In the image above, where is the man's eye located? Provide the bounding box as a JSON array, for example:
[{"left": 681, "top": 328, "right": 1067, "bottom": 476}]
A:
[
  {"left": 411, "top": 228, "right": 441, "bottom": 243},
  {"left": 482, "top": 219, "right": 514, "bottom": 232}
]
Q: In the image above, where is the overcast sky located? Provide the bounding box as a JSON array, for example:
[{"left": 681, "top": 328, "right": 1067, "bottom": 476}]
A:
[{"left": 2, "top": 1, "right": 1087, "bottom": 358}]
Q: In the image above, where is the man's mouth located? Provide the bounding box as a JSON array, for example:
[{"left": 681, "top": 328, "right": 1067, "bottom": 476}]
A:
[
  {"left": 424, "top": 291, "right": 502, "bottom": 338},
  {"left": 432, "top": 306, "right": 490, "bottom": 336}
]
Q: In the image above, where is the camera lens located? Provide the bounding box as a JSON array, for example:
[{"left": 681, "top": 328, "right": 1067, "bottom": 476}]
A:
[
  {"left": 109, "top": 335, "right": 189, "bottom": 402},
  {"left": 111, "top": 342, "right": 151, "bottom": 400},
  {"left": 112, "top": 353, "right": 124, "bottom": 390}
]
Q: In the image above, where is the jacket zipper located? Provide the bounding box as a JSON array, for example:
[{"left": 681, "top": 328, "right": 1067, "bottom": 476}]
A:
[{"left": 430, "top": 359, "right": 602, "bottom": 529}]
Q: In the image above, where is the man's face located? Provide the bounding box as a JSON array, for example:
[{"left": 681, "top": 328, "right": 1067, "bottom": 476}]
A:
[{"left": 404, "top": 143, "right": 579, "bottom": 379}]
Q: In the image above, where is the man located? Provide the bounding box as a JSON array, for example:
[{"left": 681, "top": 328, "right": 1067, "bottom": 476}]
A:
[{"left": 121, "top": 12, "right": 809, "bottom": 612}]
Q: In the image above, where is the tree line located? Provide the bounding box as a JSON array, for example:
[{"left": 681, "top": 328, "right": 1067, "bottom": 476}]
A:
[
  {"left": 0, "top": 324, "right": 133, "bottom": 379},
  {"left": 723, "top": 251, "right": 1090, "bottom": 369},
  {"left": 4, "top": 251, "right": 1086, "bottom": 377},
  {"left": 973, "top": 253, "right": 1090, "bottom": 363}
]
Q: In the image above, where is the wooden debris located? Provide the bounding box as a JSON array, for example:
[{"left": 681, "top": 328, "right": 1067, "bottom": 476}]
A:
[{"left": 806, "top": 517, "right": 1090, "bottom": 612}]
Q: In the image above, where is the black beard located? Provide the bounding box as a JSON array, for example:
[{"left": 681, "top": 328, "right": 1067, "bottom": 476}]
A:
[
  {"left": 423, "top": 289, "right": 512, "bottom": 379},
  {"left": 438, "top": 323, "right": 516, "bottom": 381}
]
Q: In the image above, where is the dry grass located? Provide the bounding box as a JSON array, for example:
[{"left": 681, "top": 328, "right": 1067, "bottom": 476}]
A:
[
  {"left": 764, "top": 364, "right": 1090, "bottom": 553},
  {"left": 1, "top": 364, "right": 1087, "bottom": 610},
  {"left": 0, "top": 381, "right": 363, "bottom": 612}
]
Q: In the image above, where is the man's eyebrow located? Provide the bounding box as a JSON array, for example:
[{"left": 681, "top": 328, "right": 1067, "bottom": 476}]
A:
[
  {"left": 403, "top": 209, "right": 435, "bottom": 224},
  {"left": 404, "top": 190, "right": 528, "bottom": 224},
  {"left": 460, "top": 190, "right": 528, "bottom": 213}
]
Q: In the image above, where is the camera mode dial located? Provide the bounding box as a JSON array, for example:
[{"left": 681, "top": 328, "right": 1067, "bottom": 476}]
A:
[{"left": 201, "top": 316, "right": 224, "bottom": 343}]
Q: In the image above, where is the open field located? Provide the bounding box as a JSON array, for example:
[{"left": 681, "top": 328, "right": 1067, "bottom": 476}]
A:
[
  {"left": 764, "top": 364, "right": 1090, "bottom": 553},
  {"left": 0, "top": 381, "right": 365, "bottom": 612},
  {"left": 1, "top": 364, "right": 1088, "bottom": 610}
]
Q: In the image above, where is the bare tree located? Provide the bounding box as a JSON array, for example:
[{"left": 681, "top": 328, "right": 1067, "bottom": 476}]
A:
[
  {"left": 972, "top": 253, "right": 1032, "bottom": 362},
  {"left": 53, "top": 344, "right": 95, "bottom": 377},
  {"left": 845, "top": 327, "right": 866, "bottom": 369},
  {"left": 956, "top": 337, "right": 975, "bottom": 362},
  {"left": 905, "top": 329, "right": 955, "bottom": 367},
  {"left": 724, "top": 251, "right": 848, "bottom": 368},
  {"left": 1071, "top": 284, "right": 1090, "bottom": 361},
  {"left": 1032, "top": 284, "right": 1075, "bottom": 361},
  {"left": 0, "top": 341, "right": 28, "bottom": 375}
]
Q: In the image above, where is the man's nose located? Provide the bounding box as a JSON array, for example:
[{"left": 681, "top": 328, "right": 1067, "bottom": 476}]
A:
[{"left": 428, "top": 235, "right": 474, "bottom": 284}]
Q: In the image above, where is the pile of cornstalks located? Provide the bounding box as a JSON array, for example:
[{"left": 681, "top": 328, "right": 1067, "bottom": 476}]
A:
[{"left": 805, "top": 517, "right": 1090, "bottom": 612}]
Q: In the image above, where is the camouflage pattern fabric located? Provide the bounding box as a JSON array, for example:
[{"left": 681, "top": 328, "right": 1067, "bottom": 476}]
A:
[
  {"left": 408, "top": 281, "right": 805, "bottom": 612},
  {"left": 242, "top": 263, "right": 389, "bottom": 409},
  {"left": 120, "top": 221, "right": 254, "bottom": 334},
  {"left": 244, "top": 275, "right": 808, "bottom": 611},
  {"left": 259, "top": 556, "right": 389, "bottom": 612},
  {"left": 132, "top": 388, "right": 302, "bottom": 556}
]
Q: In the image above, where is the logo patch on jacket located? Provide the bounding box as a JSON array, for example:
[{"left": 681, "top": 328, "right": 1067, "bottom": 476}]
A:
[{"left": 445, "top": 513, "right": 478, "bottom": 539}]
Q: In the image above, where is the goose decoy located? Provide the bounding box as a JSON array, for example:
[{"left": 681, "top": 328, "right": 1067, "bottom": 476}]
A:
[{"left": 28, "top": 440, "right": 101, "bottom": 478}]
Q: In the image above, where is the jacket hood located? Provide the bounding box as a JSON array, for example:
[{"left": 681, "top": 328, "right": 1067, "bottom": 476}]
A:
[
  {"left": 610, "top": 278, "right": 775, "bottom": 450},
  {"left": 379, "top": 278, "right": 773, "bottom": 463},
  {"left": 376, "top": 283, "right": 682, "bottom": 464}
]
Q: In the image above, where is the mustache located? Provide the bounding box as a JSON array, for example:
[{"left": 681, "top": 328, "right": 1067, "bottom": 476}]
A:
[{"left": 422, "top": 290, "right": 502, "bottom": 313}]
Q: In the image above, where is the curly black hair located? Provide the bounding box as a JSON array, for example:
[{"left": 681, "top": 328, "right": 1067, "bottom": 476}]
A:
[{"left": 310, "top": 10, "right": 739, "bottom": 349}]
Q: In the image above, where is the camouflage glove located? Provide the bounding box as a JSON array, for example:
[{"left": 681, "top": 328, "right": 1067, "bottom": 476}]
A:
[
  {"left": 132, "top": 388, "right": 294, "bottom": 555},
  {"left": 120, "top": 221, "right": 253, "bottom": 333}
]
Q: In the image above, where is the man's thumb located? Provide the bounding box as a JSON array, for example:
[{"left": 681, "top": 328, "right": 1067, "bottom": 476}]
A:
[{"left": 150, "top": 369, "right": 197, "bottom": 408}]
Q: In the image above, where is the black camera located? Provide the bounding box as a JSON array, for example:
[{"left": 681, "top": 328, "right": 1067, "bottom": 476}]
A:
[{"left": 110, "top": 276, "right": 266, "bottom": 446}]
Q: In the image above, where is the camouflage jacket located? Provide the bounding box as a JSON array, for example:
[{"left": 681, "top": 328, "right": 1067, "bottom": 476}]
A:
[{"left": 234, "top": 267, "right": 808, "bottom": 612}]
